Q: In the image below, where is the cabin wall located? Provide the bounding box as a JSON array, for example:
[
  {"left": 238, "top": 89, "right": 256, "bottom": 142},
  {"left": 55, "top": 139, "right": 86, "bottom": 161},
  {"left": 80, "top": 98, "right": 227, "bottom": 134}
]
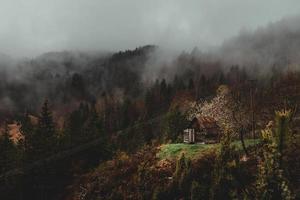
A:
[{"left": 183, "top": 129, "right": 195, "bottom": 143}]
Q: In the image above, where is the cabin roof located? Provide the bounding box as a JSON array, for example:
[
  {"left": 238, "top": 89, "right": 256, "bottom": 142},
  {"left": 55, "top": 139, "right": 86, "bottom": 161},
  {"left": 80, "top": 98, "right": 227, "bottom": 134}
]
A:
[{"left": 191, "top": 116, "right": 218, "bottom": 129}]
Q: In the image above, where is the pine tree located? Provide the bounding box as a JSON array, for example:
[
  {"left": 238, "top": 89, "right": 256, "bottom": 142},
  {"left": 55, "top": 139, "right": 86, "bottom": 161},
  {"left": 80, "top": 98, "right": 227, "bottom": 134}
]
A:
[
  {"left": 145, "top": 89, "right": 155, "bottom": 117},
  {"left": 38, "top": 100, "right": 55, "bottom": 138},
  {"left": 66, "top": 102, "right": 90, "bottom": 145},
  {"left": 120, "top": 98, "right": 131, "bottom": 129},
  {"left": 163, "top": 107, "right": 188, "bottom": 142},
  {"left": 34, "top": 99, "right": 56, "bottom": 157},
  {"left": 173, "top": 75, "right": 185, "bottom": 91},
  {"left": 86, "top": 104, "right": 102, "bottom": 138},
  {"left": 188, "top": 78, "right": 195, "bottom": 90},
  {"left": 159, "top": 79, "right": 169, "bottom": 112}
]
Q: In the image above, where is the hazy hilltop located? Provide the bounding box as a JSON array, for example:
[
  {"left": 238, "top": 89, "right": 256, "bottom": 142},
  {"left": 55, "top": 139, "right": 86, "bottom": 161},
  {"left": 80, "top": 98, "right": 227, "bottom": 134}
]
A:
[
  {"left": 0, "top": 45, "right": 157, "bottom": 118},
  {"left": 2, "top": 15, "right": 300, "bottom": 79},
  {"left": 218, "top": 15, "right": 300, "bottom": 70}
]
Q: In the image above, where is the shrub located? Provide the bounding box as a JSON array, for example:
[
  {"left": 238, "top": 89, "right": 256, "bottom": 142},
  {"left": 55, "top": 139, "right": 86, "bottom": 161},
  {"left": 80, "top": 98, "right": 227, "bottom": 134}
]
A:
[
  {"left": 210, "top": 128, "right": 240, "bottom": 199},
  {"left": 256, "top": 110, "right": 294, "bottom": 200}
]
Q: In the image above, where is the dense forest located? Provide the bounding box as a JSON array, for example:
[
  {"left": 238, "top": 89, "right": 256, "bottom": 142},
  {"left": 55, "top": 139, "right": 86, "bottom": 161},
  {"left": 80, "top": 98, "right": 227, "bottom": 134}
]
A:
[{"left": 0, "top": 15, "right": 300, "bottom": 200}]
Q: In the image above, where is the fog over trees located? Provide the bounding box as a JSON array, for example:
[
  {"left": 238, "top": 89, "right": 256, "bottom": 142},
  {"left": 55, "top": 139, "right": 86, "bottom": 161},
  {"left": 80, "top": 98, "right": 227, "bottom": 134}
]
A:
[{"left": 0, "top": 1, "right": 300, "bottom": 200}]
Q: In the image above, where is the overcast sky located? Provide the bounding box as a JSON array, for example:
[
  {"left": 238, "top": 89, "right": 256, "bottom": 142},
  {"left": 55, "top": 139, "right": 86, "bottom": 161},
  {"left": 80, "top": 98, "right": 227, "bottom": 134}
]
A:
[{"left": 0, "top": 0, "right": 300, "bottom": 57}]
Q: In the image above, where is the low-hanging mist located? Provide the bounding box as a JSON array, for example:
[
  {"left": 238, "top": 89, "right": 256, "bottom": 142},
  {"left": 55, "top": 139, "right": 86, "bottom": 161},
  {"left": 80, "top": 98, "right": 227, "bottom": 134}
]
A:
[{"left": 1, "top": 15, "right": 300, "bottom": 116}]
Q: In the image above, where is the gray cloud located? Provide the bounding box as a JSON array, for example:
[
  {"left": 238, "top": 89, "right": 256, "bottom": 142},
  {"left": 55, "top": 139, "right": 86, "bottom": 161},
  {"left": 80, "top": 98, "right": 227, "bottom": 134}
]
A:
[{"left": 0, "top": 0, "right": 300, "bottom": 57}]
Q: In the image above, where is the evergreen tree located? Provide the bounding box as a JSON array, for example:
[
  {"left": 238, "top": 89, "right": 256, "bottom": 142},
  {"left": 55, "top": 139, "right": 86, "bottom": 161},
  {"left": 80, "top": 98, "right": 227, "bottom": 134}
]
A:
[
  {"left": 188, "top": 78, "right": 195, "bottom": 90},
  {"left": 160, "top": 79, "right": 167, "bottom": 95},
  {"left": 67, "top": 104, "right": 87, "bottom": 145},
  {"left": 173, "top": 75, "right": 186, "bottom": 91},
  {"left": 163, "top": 107, "right": 188, "bottom": 142},
  {"left": 145, "top": 89, "right": 155, "bottom": 117},
  {"left": 38, "top": 100, "right": 55, "bottom": 137},
  {"left": 86, "top": 104, "right": 102, "bottom": 138},
  {"left": 159, "top": 79, "right": 169, "bottom": 112},
  {"left": 34, "top": 99, "right": 56, "bottom": 157},
  {"left": 70, "top": 73, "right": 86, "bottom": 99},
  {"left": 218, "top": 72, "right": 226, "bottom": 85},
  {"left": 120, "top": 98, "right": 131, "bottom": 129},
  {"left": 197, "top": 74, "right": 207, "bottom": 98}
]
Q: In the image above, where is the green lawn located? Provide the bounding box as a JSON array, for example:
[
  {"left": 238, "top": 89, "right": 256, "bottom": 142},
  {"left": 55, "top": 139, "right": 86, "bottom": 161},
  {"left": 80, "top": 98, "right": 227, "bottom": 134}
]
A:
[{"left": 158, "top": 139, "right": 260, "bottom": 160}]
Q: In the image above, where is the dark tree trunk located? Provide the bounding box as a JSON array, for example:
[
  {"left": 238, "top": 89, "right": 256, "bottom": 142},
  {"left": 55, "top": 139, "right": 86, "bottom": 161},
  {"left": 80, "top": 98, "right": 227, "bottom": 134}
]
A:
[{"left": 240, "top": 126, "right": 248, "bottom": 156}]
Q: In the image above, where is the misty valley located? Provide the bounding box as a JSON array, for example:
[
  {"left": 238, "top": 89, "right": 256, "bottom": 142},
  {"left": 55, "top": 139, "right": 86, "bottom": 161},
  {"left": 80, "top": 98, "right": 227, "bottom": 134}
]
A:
[{"left": 0, "top": 2, "right": 300, "bottom": 200}]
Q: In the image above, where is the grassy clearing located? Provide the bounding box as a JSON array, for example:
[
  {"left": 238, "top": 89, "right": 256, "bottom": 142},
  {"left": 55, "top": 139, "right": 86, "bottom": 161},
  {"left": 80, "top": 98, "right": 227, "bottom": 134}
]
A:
[{"left": 158, "top": 139, "right": 260, "bottom": 160}]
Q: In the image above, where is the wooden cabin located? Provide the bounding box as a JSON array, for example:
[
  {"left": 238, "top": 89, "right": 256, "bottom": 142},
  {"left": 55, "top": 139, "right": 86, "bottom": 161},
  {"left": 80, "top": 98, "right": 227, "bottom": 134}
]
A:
[{"left": 183, "top": 116, "right": 220, "bottom": 143}]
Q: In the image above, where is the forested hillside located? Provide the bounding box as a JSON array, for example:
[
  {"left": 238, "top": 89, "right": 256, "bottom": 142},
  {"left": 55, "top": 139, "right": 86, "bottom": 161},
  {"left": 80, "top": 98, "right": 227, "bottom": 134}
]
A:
[{"left": 0, "top": 15, "right": 300, "bottom": 200}]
